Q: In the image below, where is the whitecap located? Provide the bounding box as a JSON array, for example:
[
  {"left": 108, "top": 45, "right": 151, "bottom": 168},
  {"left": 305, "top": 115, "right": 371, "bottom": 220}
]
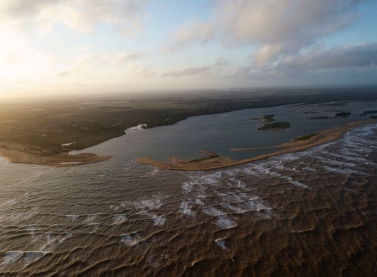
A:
[
  {"left": 121, "top": 233, "right": 141, "bottom": 246},
  {"left": 202, "top": 206, "right": 226, "bottom": 217},
  {"left": 216, "top": 215, "right": 237, "bottom": 229},
  {"left": 182, "top": 182, "right": 193, "bottom": 193},
  {"left": 220, "top": 193, "right": 242, "bottom": 203},
  {"left": 139, "top": 199, "right": 163, "bottom": 210},
  {"left": 243, "top": 198, "right": 271, "bottom": 211},
  {"left": 222, "top": 203, "right": 245, "bottom": 213},
  {"left": 215, "top": 239, "right": 229, "bottom": 250},
  {"left": 0, "top": 251, "right": 23, "bottom": 270},
  {"left": 85, "top": 214, "right": 98, "bottom": 223},
  {"left": 113, "top": 214, "right": 127, "bottom": 225},
  {"left": 153, "top": 216, "right": 166, "bottom": 226},
  {"left": 66, "top": 215, "right": 79, "bottom": 222},
  {"left": 23, "top": 251, "right": 45, "bottom": 267},
  {"left": 179, "top": 201, "right": 196, "bottom": 217},
  {"left": 291, "top": 181, "right": 310, "bottom": 189}
]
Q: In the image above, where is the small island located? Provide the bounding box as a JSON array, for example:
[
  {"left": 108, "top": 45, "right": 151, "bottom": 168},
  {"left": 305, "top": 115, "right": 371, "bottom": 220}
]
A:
[
  {"left": 257, "top": 122, "right": 291, "bottom": 131},
  {"left": 262, "top": 114, "right": 276, "bottom": 122},
  {"left": 257, "top": 114, "right": 291, "bottom": 130},
  {"left": 360, "top": 110, "right": 377, "bottom": 116},
  {"left": 336, "top": 112, "right": 351, "bottom": 117}
]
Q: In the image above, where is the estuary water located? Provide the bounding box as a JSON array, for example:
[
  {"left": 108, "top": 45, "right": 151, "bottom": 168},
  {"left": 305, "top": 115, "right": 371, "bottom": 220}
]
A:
[{"left": 0, "top": 101, "right": 377, "bottom": 276}]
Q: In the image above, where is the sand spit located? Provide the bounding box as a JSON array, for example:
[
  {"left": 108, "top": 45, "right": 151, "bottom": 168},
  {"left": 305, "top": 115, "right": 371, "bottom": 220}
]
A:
[
  {"left": 137, "top": 119, "right": 376, "bottom": 171},
  {"left": 0, "top": 147, "right": 111, "bottom": 167}
]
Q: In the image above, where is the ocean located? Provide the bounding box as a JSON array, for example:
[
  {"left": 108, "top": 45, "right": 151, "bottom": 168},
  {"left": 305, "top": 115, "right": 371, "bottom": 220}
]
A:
[{"left": 0, "top": 102, "right": 376, "bottom": 276}]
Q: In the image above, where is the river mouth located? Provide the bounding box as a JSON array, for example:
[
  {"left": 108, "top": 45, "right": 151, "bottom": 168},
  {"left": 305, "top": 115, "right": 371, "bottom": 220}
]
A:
[{"left": 0, "top": 102, "right": 377, "bottom": 276}]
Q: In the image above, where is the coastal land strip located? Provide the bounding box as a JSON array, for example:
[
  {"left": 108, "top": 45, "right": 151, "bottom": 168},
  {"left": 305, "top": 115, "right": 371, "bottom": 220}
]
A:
[
  {"left": 0, "top": 142, "right": 111, "bottom": 167},
  {"left": 137, "top": 118, "right": 376, "bottom": 171},
  {"left": 1, "top": 88, "right": 377, "bottom": 166}
]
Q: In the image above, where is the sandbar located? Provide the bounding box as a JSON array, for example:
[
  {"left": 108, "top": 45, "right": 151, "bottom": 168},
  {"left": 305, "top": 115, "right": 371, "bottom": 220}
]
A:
[
  {"left": 137, "top": 118, "right": 376, "bottom": 171},
  {"left": 0, "top": 146, "right": 111, "bottom": 167}
]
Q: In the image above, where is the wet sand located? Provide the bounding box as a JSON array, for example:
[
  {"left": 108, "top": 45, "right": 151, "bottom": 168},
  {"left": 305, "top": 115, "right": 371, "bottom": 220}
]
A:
[{"left": 137, "top": 119, "right": 376, "bottom": 171}]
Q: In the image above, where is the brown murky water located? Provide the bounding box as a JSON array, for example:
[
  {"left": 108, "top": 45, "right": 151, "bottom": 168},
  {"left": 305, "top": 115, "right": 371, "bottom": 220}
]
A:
[{"left": 1, "top": 112, "right": 377, "bottom": 276}]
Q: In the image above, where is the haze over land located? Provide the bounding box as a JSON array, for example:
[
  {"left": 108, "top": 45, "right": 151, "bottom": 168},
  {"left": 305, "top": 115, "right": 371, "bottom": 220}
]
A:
[{"left": 1, "top": 0, "right": 377, "bottom": 99}]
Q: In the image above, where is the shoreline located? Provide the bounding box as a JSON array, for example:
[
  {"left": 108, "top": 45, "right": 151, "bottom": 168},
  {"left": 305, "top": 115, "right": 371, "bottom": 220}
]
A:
[
  {"left": 0, "top": 116, "right": 375, "bottom": 168},
  {"left": 0, "top": 147, "right": 111, "bottom": 167},
  {"left": 137, "top": 118, "right": 376, "bottom": 171}
]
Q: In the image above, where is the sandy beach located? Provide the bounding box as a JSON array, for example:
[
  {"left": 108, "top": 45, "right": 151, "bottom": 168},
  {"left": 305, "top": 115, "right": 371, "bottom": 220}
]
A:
[{"left": 137, "top": 118, "right": 376, "bottom": 171}]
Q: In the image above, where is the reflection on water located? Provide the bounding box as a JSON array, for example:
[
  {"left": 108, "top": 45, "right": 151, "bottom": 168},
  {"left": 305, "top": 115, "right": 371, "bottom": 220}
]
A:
[{"left": 0, "top": 105, "right": 377, "bottom": 276}]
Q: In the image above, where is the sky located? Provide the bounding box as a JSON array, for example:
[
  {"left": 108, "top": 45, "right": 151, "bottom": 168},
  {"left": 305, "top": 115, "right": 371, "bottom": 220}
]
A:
[{"left": 1, "top": 0, "right": 377, "bottom": 98}]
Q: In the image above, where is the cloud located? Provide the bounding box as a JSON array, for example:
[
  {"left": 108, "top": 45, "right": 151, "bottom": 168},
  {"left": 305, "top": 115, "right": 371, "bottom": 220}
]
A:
[
  {"left": 0, "top": 0, "right": 150, "bottom": 34},
  {"left": 162, "top": 66, "right": 212, "bottom": 78},
  {"left": 277, "top": 43, "right": 377, "bottom": 70},
  {"left": 215, "top": 57, "right": 230, "bottom": 67},
  {"left": 168, "top": 0, "right": 368, "bottom": 65},
  {"left": 111, "top": 52, "right": 147, "bottom": 66},
  {"left": 127, "top": 64, "right": 156, "bottom": 78},
  {"left": 165, "top": 18, "right": 215, "bottom": 51},
  {"left": 226, "top": 43, "right": 377, "bottom": 80},
  {"left": 58, "top": 51, "right": 147, "bottom": 76}
]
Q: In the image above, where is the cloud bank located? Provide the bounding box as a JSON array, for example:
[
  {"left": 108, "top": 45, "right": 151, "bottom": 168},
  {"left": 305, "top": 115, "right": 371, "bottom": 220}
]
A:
[
  {"left": 170, "top": 0, "right": 367, "bottom": 66},
  {"left": 162, "top": 66, "right": 212, "bottom": 78},
  {"left": 277, "top": 43, "right": 377, "bottom": 70},
  {"left": 0, "top": 0, "right": 150, "bottom": 34}
]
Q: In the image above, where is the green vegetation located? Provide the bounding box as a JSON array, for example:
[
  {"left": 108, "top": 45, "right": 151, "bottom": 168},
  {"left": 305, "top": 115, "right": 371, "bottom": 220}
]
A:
[
  {"left": 292, "top": 132, "right": 317, "bottom": 141},
  {"left": 361, "top": 110, "right": 377, "bottom": 115},
  {"left": 189, "top": 153, "right": 219, "bottom": 163},
  {"left": 335, "top": 112, "right": 351, "bottom": 117},
  {"left": 257, "top": 122, "right": 291, "bottom": 131},
  {"left": 262, "top": 114, "right": 276, "bottom": 122}
]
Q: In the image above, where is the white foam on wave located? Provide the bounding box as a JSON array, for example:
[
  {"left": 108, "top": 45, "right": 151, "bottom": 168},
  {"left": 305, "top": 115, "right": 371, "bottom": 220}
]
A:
[
  {"left": 121, "top": 197, "right": 163, "bottom": 211},
  {"left": 182, "top": 182, "right": 194, "bottom": 193},
  {"left": 140, "top": 199, "right": 162, "bottom": 209},
  {"left": 66, "top": 215, "right": 79, "bottom": 222},
  {"left": 215, "top": 239, "right": 229, "bottom": 250},
  {"left": 89, "top": 223, "right": 100, "bottom": 232},
  {"left": 222, "top": 203, "right": 245, "bottom": 214},
  {"left": 202, "top": 206, "right": 226, "bottom": 216},
  {"left": 121, "top": 233, "right": 141, "bottom": 247},
  {"left": 195, "top": 199, "right": 205, "bottom": 206},
  {"left": 113, "top": 214, "right": 127, "bottom": 225},
  {"left": 23, "top": 251, "right": 45, "bottom": 267},
  {"left": 195, "top": 191, "right": 207, "bottom": 199},
  {"left": 323, "top": 166, "right": 366, "bottom": 175},
  {"left": 216, "top": 215, "right": 237, "bottom": 229},
  {"left": 291, "top": 181, "right": 310, "bottom": 189},
  {"left": 85, "top": 214, "right": 98, "bottom": 223},
  {"left": 179, "top": 201, "right": 196, "bottom": 217},
  {"left": 38, "top": 232, "right": 73, "bottom": 252},
  {"left": 153, "top": 216, "right": 166, "bottom": 226},
  {"left": 220, "top": 193, "right": 242, "bottom": 203},
  {"left": 0, "top": 251, "right": 23, "bottom": 270},
  {"left": 282, "top": 176, "right": 293, "bottom": 181},
  {"left": 243, "top": 198, "right": 271, "bottom": 211}
]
